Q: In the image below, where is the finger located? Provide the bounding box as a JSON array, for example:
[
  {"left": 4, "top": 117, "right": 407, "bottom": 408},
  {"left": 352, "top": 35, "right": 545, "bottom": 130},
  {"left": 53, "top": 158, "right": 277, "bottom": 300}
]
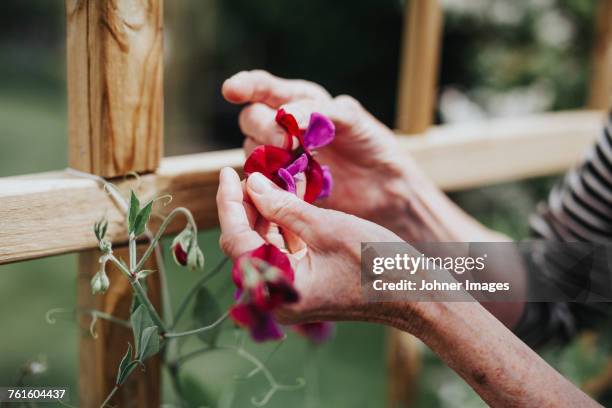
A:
[
  {"left": 216, "top": 167, "right": 265, "bottom": 258},
  {"left": 222, "top": 70, "right": 330, "bottom": 108},
  {"left": 254, "top": 217, "right": 287, "bottom": 250},
  {"left": 245, "top": 172, "right": 331, "bottom": 244},
  {"left": 238, "top": 103, "right": 287, "bottom": 147},
  {"left": 243, "top": 138, "right": 258, "bottom": 158}
]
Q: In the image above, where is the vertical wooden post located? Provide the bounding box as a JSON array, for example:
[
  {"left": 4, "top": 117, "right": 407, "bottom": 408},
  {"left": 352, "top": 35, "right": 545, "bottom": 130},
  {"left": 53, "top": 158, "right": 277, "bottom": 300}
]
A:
[
  {"left": 66, "top": 0, "right": 164, "bottom": 406},
  {"left": 389, "top": 1, "right": 443, "bottom": 406},
  {"left": 67, "top": 0, "right": 164, "bottom": 178},
  {"left": 395, "top": 0, "right": 443, "bottom": 134},
  {"left": 588, "top": 0, "right": 612, "bottom": 110},
  {"left": 78, "top": 247, "right": 161, "bottom": 407}
]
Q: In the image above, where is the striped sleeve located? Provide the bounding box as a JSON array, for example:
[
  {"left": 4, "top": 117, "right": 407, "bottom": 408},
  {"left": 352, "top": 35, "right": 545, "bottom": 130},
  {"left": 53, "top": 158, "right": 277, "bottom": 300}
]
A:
[{"left": 514, "top": 112, "right": 612, "bottom": 348}]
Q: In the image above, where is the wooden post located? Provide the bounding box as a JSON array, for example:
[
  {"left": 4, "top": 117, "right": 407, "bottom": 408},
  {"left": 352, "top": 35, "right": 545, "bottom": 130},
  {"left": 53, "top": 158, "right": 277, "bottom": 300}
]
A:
[
  {"left": 389, "top": 1, "right": 442, "bottom": 406},
  {"left": 78, "top": 247, "right": 161, "bottom": 407},
  {"left": 588, "top": 0, "right": 612, "bottom": 110},
  {"left": 395, "top": 0, "right": 443, "bottom": 134},
  {"left": 67, "top": 0, "right": 164, "bottom": 178},
  {"left": 66, "top": 0, "right": 164, "bottom": 406}
]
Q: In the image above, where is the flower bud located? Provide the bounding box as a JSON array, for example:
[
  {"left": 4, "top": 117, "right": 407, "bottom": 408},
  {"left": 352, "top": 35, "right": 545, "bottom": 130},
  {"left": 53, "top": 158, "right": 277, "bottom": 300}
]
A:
[
  {"left": 99, "top": 239, "right": 112, "bottom": 254},
  {"left": 91, "top": 270, "right": 110, "bottom": 294},
  {"left": 171, "top": 227, "right": 204, "bottom": 270},
  {"left": 91, "top": 256, "right": 110, "bottom": 294},
  {"left": 187, "top": 245, "right": 205, "bottom": 271},
  {"left": 172, "top": 241, "right": 188, "bottom": 266}
]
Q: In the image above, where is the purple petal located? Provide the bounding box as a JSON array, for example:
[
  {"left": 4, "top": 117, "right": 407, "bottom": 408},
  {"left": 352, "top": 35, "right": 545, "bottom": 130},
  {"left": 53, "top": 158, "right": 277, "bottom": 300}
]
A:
[
  {"left": 317, "top": 165, "right": 333, "bottom": 199},
  {"left": 277, "top": 168, "right": 296, "bottom": 193},
  {"left": 285, "top": 153, "right": 308, "bottom": 176},
  {"left": 303, "top": 113, "right": 335, "bottom": 150},
  {"left": 234, "top": 288, "right": 243, "bottom": 300},
  {"left": 251, "top": 313, "right": 284, "bottom": 342}
]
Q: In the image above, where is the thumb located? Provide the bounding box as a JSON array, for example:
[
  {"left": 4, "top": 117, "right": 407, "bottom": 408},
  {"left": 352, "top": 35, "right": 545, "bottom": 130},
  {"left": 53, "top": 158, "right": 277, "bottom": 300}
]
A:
[{"left": 246, "top": 172, "right": 329, "bottom": 244}]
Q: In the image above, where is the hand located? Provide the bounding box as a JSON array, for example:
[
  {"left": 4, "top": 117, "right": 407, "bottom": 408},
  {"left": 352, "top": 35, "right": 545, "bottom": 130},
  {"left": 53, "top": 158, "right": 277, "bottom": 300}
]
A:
[
  {"left": 222, "top": 70, "right": 423, "bottom": 226},
  {"left": 216, "top": 167, "right": 424, "bottom": 329}
]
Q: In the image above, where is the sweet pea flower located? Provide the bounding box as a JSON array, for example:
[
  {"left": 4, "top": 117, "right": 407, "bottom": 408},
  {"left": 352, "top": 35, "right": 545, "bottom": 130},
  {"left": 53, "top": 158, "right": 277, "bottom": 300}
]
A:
[
  {"left": 230, "top": 244, "right": 299, "bottom": 342},
  {"left": 243, "top": 110, "right": 335, "bottom": 202},
  {"left": 229, "top": 303, "right": 284, "bottom": 342}
]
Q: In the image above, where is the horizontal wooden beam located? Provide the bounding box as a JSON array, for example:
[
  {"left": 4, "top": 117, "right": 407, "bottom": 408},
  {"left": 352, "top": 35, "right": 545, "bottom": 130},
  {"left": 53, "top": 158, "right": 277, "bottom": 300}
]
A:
[{"left": 0, "top": 110, "right": 603, "bottom": 265}]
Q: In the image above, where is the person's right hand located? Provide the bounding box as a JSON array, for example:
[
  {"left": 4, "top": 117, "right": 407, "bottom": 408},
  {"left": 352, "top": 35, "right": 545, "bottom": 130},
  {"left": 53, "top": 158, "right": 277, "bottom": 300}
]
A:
[
  {"left": 216, "top": 167, "right": 428, "bottom": 332},
  {"left": 222, "top": 70, "right": 425, "bottom": 227}
]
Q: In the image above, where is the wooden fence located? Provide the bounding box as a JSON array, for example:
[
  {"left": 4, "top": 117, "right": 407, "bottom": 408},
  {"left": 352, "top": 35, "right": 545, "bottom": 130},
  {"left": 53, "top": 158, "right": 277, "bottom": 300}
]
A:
[{"left": 0, "top": 0, "right": 610, "bottom": 406}]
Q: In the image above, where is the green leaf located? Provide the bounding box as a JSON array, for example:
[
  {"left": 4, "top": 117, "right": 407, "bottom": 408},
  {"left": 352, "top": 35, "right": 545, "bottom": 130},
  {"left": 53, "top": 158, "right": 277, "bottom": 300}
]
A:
[
  {"left": 192, "top": 287, "right": 222, "bottom": 345},
  {"left": 130, "top": 294, "right": 142, "bottom": 315},
  {"left": 136, "top": 269, "right": 156, "bottom": 280},
  {"left": 127, "top": 191, "right": 140, "bottom": 233},
  {"left": 116, "top": 343, "right": 137, "bottom": 385},
  {"left": 133, "top": 201, "right": 153, "bottom": 236},
  {"left": 187, "top": 246, "right": 205, "bottom": 272},
  {"left": 130, "top": 304, "right": 154, "bottom": 355},
  {"left": 137, "top": 325, "right": 160, "bottom": 362}
]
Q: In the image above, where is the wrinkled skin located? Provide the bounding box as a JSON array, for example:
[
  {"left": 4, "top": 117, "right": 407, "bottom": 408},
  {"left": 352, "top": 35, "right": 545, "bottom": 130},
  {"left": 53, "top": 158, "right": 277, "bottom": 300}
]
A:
[{"left": 222, "top": 70, "right": 425, "bottom": 226}]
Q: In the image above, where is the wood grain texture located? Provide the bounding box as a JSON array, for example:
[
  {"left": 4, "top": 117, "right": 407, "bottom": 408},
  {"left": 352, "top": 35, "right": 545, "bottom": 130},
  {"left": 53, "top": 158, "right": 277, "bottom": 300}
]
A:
[
  {"left": 67, "top": 1, "right": 165, "bottom": 405},
  {"left": 588, "top": 0, "right": 612, "bottom": 110},
  {"left": 67, "top": 0, "right": 164, "bottom": 177},
  {"left": 395, "top": 0, "right": 443, "bottom": 134},
  {"left": 392, "top": 2, "right": 442, "bottom": 402},
  {"left": 0, "top": 111, "right": 603, "bottom": 266},
  {"left": 78, "top": 245, "right": 161, "bottom": 407}
]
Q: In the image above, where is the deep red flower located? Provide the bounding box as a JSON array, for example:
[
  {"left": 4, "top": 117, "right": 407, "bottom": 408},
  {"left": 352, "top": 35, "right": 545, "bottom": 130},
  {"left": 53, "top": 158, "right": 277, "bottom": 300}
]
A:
[
  {"left": 230, "top": 303, "right": 283, "bottom": 342},
  {"left": 275, "top": 108, "right": 300, "bottom": 149},
  {"left": 172, "top": 243, "right": 188, "bottom": 266},
  {"left": 230, "top": 244, "right": 299, "bottom": 342},
  {"left": 274, "top": 109, "right": 335, "bottom": 201},
  {"left": 232, "top": 243, "right": 294, "bottom": 290}
]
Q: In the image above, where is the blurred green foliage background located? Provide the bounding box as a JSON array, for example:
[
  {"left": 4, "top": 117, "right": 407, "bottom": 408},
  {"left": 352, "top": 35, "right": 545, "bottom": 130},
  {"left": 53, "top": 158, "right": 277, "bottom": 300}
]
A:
[{"left": 0, "top": 0, "right": 607, "bottom": 407}]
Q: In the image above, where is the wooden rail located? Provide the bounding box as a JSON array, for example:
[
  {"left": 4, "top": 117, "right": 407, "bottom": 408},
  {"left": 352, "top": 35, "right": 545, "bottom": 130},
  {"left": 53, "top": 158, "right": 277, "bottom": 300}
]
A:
[{"left": 0, "top": 110, "right": 603, "bottom": 267}]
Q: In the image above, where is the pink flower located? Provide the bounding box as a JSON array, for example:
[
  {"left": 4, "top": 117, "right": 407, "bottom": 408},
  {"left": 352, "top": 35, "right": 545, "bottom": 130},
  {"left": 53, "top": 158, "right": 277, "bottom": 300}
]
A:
[
  {"left": 230, "top": 244, "right": 299, "bottom": 342},
  {"left": 229, "top": 303, "right": 284, "bottom": 342},
  {"left": 243, "top": 109, "right": 335, "bottom": 202}
]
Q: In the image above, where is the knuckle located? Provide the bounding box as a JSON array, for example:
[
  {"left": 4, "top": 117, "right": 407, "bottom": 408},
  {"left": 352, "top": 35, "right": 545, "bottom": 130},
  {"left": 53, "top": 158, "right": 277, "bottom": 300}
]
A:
[
  {"left": 268, "top": 193, "right": 297, "bottom": 221},
  {"left": 295, "top": 80, "right": 331, "bottom": 99},
  {"left": 218, "top": 234, "right": 233, "bottom": 256},
  {"left": 250, "top": 69, "right": 271, "bottom": 78},
  {"left": 334, "top": 94, "right": 362, "bottom": 111}
]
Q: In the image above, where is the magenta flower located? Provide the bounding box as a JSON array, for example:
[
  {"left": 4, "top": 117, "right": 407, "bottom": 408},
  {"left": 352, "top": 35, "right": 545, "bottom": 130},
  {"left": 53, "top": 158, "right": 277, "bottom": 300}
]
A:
[
  {"left": 230, "top": 244, "right": 299, "bottom": 342},
  {"left": 244, "top": 109, "right": 335, "bottom": 202},
  {"left": 230, "top": 303, "right": 284, "bottom": 342}
]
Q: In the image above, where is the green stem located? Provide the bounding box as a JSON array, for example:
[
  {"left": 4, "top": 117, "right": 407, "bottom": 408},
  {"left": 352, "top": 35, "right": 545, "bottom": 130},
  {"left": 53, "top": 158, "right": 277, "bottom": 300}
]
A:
[
  {"left": 172, "top": 256, "right": 229, "bottom": 328},
  {"left": 135, "top": 207, "right": 198, "bottom": 272},
  {"left": 109, "top": 255, "right": 166, "bottom": 332},
  {"left": 99, "top": 386, "right": 118, "bottom": 408},
  {"left": 164, "top": 310, "right": 229, "bottom": 339},
  {"left": 85, "top": 309, "right": 131, "bottom": 328},
  {"left": 129, "top": 234, "right": 137, "bottom": 274}
]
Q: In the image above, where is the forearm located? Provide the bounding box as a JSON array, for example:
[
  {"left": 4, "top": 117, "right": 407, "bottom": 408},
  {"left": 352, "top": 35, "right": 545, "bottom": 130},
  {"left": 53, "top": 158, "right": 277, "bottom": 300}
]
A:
[
  {"left": 376, "top": 163, "right": 505, "bottom": 243},
  {"left": 374, "top": 164, "right": 526, "bottom": 327},
  {"left": 407, "top": 302, "right": 600, "bottom": 408}
]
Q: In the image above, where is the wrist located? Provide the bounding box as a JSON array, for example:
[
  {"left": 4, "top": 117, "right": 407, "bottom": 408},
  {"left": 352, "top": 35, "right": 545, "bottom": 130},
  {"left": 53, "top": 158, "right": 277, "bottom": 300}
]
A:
[{"left": 370, "top": 162, "right": 506, "bottom": 242}]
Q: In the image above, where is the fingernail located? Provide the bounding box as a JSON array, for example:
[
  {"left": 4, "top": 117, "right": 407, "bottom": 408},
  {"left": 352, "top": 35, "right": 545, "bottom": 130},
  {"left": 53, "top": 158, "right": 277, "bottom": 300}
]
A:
[{"left": 248, "top": 173, "right": 271, "bottom": 194}]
